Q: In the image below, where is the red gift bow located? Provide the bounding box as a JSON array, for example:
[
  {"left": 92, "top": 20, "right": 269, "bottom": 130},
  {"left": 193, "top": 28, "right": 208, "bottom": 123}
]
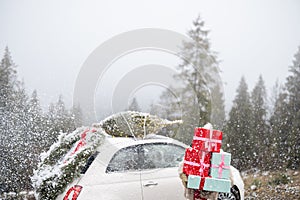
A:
[{"left": 211, "top": 153, "right": 230, "bottom": 178}]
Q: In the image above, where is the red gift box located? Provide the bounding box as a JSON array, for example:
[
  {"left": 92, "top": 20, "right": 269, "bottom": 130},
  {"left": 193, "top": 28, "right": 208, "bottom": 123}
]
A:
[
  {"left": 183, "top": 148, "right": 211, "bottom": 176},
  {"left": 192, "top": 127, "right": 222, "bottom": 152},
  {"left": 183, "top": 147, "right": 199, "bottom": 175}
]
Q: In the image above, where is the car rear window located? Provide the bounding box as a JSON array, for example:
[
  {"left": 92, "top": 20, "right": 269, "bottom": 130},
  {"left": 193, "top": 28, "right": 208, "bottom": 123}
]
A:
[
  {"left": 106, "top": 142, "right": 185, "bottom": 173},
  {"left": 142, "top": 143, "right": 185, "bottom": 169},
  {"left": 106, "top": 145, "right": 141, "bottom": 173}
]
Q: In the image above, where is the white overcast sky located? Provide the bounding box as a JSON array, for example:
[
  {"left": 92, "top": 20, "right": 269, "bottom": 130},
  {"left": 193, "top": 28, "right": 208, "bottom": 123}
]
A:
[{"left": 1, "top": 0, "right": 300, "bottom": 117}]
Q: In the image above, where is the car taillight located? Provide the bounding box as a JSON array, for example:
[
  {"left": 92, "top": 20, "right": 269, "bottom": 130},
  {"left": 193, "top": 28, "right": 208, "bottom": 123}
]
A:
[{"left": 63, "top": 185, "right": 83, "bottom": 200}]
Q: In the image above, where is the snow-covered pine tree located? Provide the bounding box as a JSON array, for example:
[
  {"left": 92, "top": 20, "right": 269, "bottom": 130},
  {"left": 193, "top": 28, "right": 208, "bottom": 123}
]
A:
[
  {"left": 28, "top": 90, "right": 50, "bottom": 159},
  {"left": 0, "top": 47, "right": 17, "bottom": 109},
  {"left": 149, "top": 86, "right": 182, "bottom": 121},
  {"left": 250, "top": 75, "right": 269, "bottom": 169},
  {"left": 43, "top": 102, "right": 60, "bottom": 148},
  {"left": 269, "top": 86, "right": 289, "bottom": 169},
  {"left": 128, "top": 97, "right": 141, "bottom": 112},
  {"left": 285, "top": 46, "right": 300, "bottom": 169},
  {"left": 11, "top": 81, "right": 35, "bottom": 191},
  {"left": 0, "top": 47, "right": 21, "bottom": 193},
  {"left": 210, "top": 83, "right": 225, "bottom": 130},
  {"left": 0, "top": 47, "right": 35, "bottom": 192},
  {"left": 0, "top": 47, "right": 11, "bottom": 193},
  {"left": 269, "top": 79, "right": 280, "bottom": 117},
  {"left": 28, "top": 90, "right": 43, "bottom": 133},
  {"left": 0, "top": 48, "right": 17, "bottom": 146},
  {"left": 0, "top": 47, "right": 86, "bottom": 196},
  {"left": 43, "top": 95, "right": 78, "bottom": 150},
  {"left": 176, "top": 15, "right": 217, "bottom": 127},
  {"left": 55, "top": 95, "right": 70, "bottom": 132},
  {"left": 70, "top": 104, "right": 83, "bottom": 128},
  {"left": 224, "top": 77, "right": 254, "bottom": 170},
  {"left": 155, "top": 15, "right": 225, "bottom": 144}
]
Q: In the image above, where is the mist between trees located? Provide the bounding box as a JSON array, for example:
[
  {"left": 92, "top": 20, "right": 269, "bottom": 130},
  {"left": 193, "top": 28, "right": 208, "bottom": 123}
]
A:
[{"left": 0, "top": 15, "right": 299, "bottom": 195}]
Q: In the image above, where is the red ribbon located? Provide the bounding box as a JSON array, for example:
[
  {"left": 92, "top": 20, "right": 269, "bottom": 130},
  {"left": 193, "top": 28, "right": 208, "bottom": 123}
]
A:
[
  {"left": 199, "top": 151, "right": 210, "bottom": 176},
  {"left": 63, "top": 185, "right": 82, "bottom": 200},
  {"left": 193, "top": 136, "right": 222, "bottom": 151},
  {"left": 69, "top": 129, "right": 89, "bottom": 157}
]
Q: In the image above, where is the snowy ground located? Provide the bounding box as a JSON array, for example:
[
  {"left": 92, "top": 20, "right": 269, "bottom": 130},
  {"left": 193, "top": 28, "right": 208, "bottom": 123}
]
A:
[
  {"left": 243, "top": 169, "right": 300, "bottom": 199},
  {"left": 0, "top": 191, "right": 35, "bottom": 200}
]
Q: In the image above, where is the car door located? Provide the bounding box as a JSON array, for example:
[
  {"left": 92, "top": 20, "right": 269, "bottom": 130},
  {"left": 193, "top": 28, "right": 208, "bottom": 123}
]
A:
[
  {"left": 140, "top": 143, "right": 186, "bottom": 200},
  {"left": 78, "top": 145, "right": 143, "bottom": 200}
]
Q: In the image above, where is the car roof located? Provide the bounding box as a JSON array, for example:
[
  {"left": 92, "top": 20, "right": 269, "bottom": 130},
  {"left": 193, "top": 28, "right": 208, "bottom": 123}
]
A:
[{"left": 105, "top": 134, "right": 188, "bottom": 149}]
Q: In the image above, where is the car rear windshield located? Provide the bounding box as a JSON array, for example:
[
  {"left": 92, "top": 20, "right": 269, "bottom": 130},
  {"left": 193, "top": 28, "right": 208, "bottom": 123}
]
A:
[{"left": 106, "top": 143, "right": 185, "bottom": 173}]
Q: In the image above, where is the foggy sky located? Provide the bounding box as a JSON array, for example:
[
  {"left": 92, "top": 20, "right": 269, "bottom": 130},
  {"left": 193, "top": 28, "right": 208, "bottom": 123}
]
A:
[{"left": 1, "top": 0, "right": 300, "bottom": 119}]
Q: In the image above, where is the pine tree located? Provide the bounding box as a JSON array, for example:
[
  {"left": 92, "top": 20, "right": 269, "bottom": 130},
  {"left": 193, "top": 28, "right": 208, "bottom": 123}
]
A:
[
  {"left": 70, "top": 104, "right": 83, "bottom": 128},
  {"left": 269, "top": 87, "right": 289, "bottom": 169},
  {"left": 12, "top": 82, "right": 35, "bottom": 191},
  {"left": 154, "top": 16, "right": 224, "bottom": 144},
  {"left": 42, "top": 95, "right": 80, "bottom": 150},
  {"left": 27, "top": 90, "right": 48, "bottom": 157},
  {"left": 0, "top": 47, "right": 17, "bottom": 110},
  {"left": 210, "top": 84, "right": 226, "bottom": 130},
  {"left": 149, "top": 86, "right": 182, "bottom": 121},
  {"left": 176, "top": 15, "right": 220, "bottom": 127},
  {"left": 224, "top": 77, "right": 253, "bottom": 170},
  {"left": 128, "top": 97, "right": 141, "bottom": 111},
  {"left": 250, "top": 75, "right": 269, "bottom": 169},
  {"left": 54, "top": 95, "right": 74, "bottom": 133},
  {"left": 44, "top": 96, "right": 70, "bottom": 147},
  {"left": 0, "top": 47, "right": 21, "bottom": 193},
  {"left": 0, "top": 48, "right": 18, "bottom": 154},
  {"left": 28, "top": 90, "right": 43, "bottom": 133},
  {"left": 0, "top": 48, "right": 35, "bottom": 192},
  {"left": 45, "top": 102, "right": 58, "bottom": 142},
  {"left": 0, "top": 47, "right": 86, "bottom": 194},
  {"left": 285, "top": 46, "right": 300, "bottom": 169},
  {"left": 269, "top": 79, "right": 280, "bottom": 116},
  {"left": 56, "top": 95, "right": 67, "bottom": 121}
]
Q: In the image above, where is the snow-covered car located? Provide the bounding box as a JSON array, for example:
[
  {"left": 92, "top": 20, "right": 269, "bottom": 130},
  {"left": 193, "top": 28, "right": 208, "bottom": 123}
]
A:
[{"left": 58, "top": 135, "right": 244, "bottom": 200}]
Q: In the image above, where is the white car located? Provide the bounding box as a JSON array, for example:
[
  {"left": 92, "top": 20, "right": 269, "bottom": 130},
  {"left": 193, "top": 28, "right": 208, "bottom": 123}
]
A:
[{"left": 58, "top": 135, "right": 244, "bottom": 200}]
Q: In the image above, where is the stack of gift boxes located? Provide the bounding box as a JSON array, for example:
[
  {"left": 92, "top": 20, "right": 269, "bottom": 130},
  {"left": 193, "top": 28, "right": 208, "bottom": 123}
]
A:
[{"left": 183, "top": 127, "right": 232, "bottom": 194}]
